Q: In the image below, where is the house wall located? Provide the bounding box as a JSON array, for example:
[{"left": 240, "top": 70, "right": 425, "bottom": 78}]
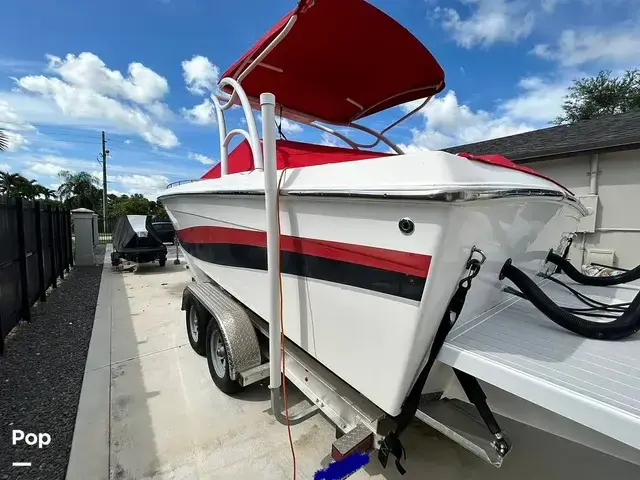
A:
[{"left": 522, "top": 149, "right": 640, "bottom": 269}]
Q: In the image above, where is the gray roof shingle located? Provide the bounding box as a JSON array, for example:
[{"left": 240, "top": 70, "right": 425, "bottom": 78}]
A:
[{"left": 442, "top": 109, "right": 640, "bottom": 162}]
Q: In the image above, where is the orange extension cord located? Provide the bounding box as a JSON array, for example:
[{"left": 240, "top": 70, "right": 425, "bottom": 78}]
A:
[{"left": 275, "top": 169, "right": 297, "bottom": 480}]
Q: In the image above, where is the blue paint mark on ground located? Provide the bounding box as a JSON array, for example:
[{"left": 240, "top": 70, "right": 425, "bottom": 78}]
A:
[{"left": 314, "top": 452, "right": 370, "bottom": 480}]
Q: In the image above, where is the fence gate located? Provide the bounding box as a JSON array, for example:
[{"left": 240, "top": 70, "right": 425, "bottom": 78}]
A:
[{"left": 98, "top": 217, "right": 116, "bottom": 245}]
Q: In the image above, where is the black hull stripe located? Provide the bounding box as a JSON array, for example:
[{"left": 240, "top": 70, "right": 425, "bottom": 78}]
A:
[{"left": 181, "top": 242, "right": 426, "bottom": 302}]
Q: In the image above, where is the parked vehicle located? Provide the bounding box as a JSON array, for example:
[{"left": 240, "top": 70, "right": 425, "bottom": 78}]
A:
[{"left": 111, "top": 215, "right": 167, "bottom": 267}]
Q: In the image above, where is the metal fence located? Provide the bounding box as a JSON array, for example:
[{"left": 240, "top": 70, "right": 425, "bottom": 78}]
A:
[
  {"left": 0, "top": 197, "right": 73, "bottom": 355},
  {"left": 98, "top": 217, "right": 116, "bottom": 245}
]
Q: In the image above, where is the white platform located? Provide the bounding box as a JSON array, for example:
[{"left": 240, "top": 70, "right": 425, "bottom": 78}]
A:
[{"left": 439, "top": 275, "right": 640, "bottom": 458}]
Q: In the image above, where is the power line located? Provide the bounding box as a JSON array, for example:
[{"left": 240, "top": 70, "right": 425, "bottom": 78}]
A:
[
  {"left": 0, "top": 119, "right": 104, "bottom": 136},
  {"left": 40, "top": 139, "right": 103, "bottom": 146},
  {"left": 0, "top": 121, "right": 212, "bottom": 163},
  {"left": 106, "top": 141, "right": 199, "bottom": 159},
  {"left": 33, "top": 130, "right": 102, "bottom": 140}
]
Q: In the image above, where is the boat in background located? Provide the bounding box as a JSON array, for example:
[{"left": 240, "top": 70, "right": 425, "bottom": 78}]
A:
[
  {"left": 159, "top": 0, "right": 640, "bottom": 473},
  {"left": 111, "top": 215, "right": 167, "bottom": 267}
]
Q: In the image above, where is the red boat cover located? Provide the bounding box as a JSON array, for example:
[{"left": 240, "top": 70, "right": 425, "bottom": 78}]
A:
[
  {"left": 201, "top": 140, "right": 571, "bottom": 194},
  {"left": 201, "top": 139, "right": 393, "bottom": 179},
  {"left": 221, "top": 0, "right": 445, "bottom": 124},
  {"left": 457, "top": 152, "right": 572, "bottom": 194}
]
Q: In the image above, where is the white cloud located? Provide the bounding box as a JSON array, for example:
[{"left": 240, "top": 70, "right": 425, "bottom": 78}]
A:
[
  {"left": 0, "top": 57, "right": 45, "bottom": 74},
  {"left": 182, "top": 55, "right": 220, "bottom": 95},
  {"left": 39, "top": 154, "right": 74, "bottom": 166},
  {"left": 21, "top": 154, "right": 74, "bottom": 177},
  {"left": 144, "top": 101, "right": 173, "bottom": 120},
  {"left": 4, "top": 131, "right": 29, "bottom": 151},
  {"left": 0, "top": 100, "right": 36, "bottom": 132},
  {"left": 46, "top": 52, "right": 168, "bottom": 104},
  {"left": 0, "top": 91, "right": 102, "bottom": 130},
  {"left": 26, "top": 161, "right": 67, "bottom": 177},
  {"left": 16, "top": 74, "right": 178, "bottom": 148},
  {"left": 188, "top": 152, "right": 215, "bottom": 165},
  {"left": 8, "top": 52, "right": 178, "bottom": 149},
  {"left": 109, "top": 173, "right": 169, "bottom": 200},
  {"left": 540, "top": 0, "right": 568, "bottom": 12},
  {"left": 111, "top": 173, "right": 169, "bottom": 188},
  {"left": 498, "top": 76, "right": 570, "bottom": 123},
  {"left": 182, "top": 97, "right": 216, "bottom": 125},
  {"left": 434, "top": 0, "right": 536, "bottom": 48},
  {"left": 399, "top": 90, "right": 535, "bottom": 151},
  {"left": 89, "top": 170, "right": 167, "bottom": 199},
  {"left": 320, "top": 132, "right": 338, "bottom": 147},
  {"left": 180, "top": 56, "right": 223, "bottom": 125},
  {"left": 5, "top": 152, "right": 203, "bottom": 185},
  {"left": 0, "top": 163, "right": 10, "bottom": 172},
  {"left": 0, "top": 100, "right": 35, "bottom": 151},
  {"left": 277, "top": 117, "right": 303, "bottom": 134},
  {"left": 532, "top": 26, "right": 640, "bottom": 68},
  {"left": 398, "top": 73, "right": 578, "bottom": 152}
]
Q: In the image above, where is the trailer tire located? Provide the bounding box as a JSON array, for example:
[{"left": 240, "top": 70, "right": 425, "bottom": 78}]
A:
[
  {"left": 206, "top": 318, "right": 243, "bottom": 394},
  {"left": 186, "top": 301, "right": 208, "bottom": 356},
  {"left": 159, "top": 257, "right": 166, "bottom": 267}
]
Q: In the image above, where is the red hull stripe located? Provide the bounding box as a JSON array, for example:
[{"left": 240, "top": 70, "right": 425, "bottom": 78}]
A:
[{"left": 177, "top": 226, "right": 431, "bottom": 278}]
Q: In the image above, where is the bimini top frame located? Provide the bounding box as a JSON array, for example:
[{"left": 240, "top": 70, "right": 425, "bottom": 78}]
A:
[{"left": 214, "top": 0, "right": 445, "bottom": 156}]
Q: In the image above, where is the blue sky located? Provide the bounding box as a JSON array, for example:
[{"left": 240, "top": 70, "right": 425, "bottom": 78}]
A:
[{"left": 0, "top": 0, "right": 638, "bottom": 198}]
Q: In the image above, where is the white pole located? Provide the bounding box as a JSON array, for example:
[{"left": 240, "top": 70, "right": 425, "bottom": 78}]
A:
[
  {"left": 261, "top": 92, "right": 282, "bottom": 391},
  {"left": 215, "top": 102, "right": 228, "bottom": 176}
]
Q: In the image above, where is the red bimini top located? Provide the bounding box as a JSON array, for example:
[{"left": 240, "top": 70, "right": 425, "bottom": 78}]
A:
[
  {"left": 220, "top": 0, "right": 445, "bottom": 125},
  {"left": 200, "top": 140, "right": 571, "bottom": 194}
]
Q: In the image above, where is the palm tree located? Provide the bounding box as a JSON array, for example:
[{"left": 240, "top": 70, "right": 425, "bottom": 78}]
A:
[
  {"left": 57, "top": 170, "right": 101, "bottom": 209},
  {"left": 0, "top": 171, "right": 26, "bottom": 196},
  {"left": 0, "top": 130, "right": 9, "bottom": 152},
  {"left": 15, "top": 177, "right": 40, "bottom": 200},
  {"left": 42, "top": 188, "right": 57, "bottom": 200},
  {"left": 30, "top": 184, "right": 56, "bottom": 200},
  {"left": 0, "top": 170, "right": 58, "bottom": 201}
]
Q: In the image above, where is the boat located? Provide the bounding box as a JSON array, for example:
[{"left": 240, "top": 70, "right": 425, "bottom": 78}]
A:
[
  {"left": 111, "top": 215, "right": 168, "bottom": 267},
  {"left": 159, "top": 0, "right": 640, "bottom": 472}
]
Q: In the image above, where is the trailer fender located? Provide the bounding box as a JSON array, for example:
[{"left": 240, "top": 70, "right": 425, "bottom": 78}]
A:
[{"left": 183, "top": 283, "right": 261, "bottom": 380}]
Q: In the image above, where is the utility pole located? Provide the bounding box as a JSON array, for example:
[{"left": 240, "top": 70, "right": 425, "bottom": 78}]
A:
[{"left": 101, "top": 131, "right": 108, "bottom": 232}]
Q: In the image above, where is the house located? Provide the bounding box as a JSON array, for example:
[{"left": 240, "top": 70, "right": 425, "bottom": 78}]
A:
[{"left": 443, "top": 110, "right": 640, "bottom": 269}]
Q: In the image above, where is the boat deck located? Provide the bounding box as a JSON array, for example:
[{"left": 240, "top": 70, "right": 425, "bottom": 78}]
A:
[{"left": 439, "top": 274, "right": 640, "bottom": 453}]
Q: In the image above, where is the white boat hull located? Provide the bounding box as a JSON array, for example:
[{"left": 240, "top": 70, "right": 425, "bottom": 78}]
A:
[{"left": 161, "top": 168, "right": 582, "bottom": 416}]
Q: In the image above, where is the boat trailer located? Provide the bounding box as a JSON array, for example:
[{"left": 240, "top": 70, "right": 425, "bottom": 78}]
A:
[{"left": 181, "top": 277, "right": 514, "bottom": 470}]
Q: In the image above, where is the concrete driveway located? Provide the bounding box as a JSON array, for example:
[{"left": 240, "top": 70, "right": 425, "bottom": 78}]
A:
[{"left": 66, "top": 245, "right": 640, "bottom": 480}]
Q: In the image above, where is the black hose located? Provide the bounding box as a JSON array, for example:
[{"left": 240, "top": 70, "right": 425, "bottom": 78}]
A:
[
  {"left": 503, "top": 285, "right": 624, "bottom": 318},
  {"left": 541, "top": 275, "right": 631, "bottom": 311},
  {"left": 500, "top": 259, "right": 640, "bottom": 340},
  {"left": 547, "top": 251, "right": 640, "bottom": 286}
]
